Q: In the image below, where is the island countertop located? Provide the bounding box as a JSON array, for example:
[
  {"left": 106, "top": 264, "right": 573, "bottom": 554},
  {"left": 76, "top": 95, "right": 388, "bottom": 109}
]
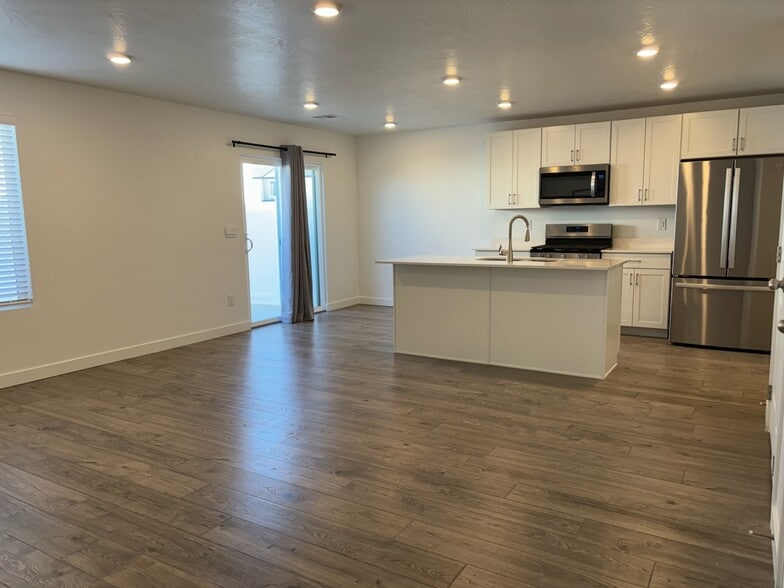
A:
[
  {"left": 376, "top": 255, "right": 626, "bottom": 271},
  {"left": 379, "top": 256, "right": 624, "bottom": 379}
]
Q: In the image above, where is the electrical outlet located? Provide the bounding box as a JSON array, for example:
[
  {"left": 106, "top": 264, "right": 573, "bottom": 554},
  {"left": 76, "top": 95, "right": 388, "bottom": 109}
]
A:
[
  {"left": 227, "top": 295, "right": 235, "bottom": 307},
  {"left": 657, "top": 218, "right": 667, "bottom": 231}
]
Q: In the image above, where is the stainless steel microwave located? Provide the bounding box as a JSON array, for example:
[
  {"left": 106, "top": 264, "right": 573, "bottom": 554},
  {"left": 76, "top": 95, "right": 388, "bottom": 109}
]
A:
[{"left": 539, "top": 164, "right": 610, "bottom": 206}]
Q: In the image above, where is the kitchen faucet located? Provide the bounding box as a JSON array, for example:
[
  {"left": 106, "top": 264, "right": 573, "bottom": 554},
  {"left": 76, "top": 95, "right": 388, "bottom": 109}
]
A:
[{"left": 507, "top": 214, "right": 531, "bottom": 263}]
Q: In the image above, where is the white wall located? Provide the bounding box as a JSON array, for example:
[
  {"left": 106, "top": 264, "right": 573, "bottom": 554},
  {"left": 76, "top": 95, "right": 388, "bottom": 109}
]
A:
[
  {"left": 0, "top": 70, "right": 358, "bottom": 388},
  {"left": 357, "top": 93, "right": 784, "bottom": 304}
]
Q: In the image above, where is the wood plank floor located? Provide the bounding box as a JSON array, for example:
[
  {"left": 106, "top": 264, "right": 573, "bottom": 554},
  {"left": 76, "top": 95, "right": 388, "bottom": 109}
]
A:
[{"left": 0, "top": 305, "right": 774, "bottom": 587}]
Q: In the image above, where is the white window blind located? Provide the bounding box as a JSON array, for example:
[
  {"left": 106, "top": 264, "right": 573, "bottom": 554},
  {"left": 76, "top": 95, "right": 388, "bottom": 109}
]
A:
[{"left": 0, "top": 121, "right": 32, "bottom": 307}]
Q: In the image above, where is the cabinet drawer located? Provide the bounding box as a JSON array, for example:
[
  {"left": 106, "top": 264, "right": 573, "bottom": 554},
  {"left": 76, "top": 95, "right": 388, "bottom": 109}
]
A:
[{"left": 603, "top": 253, "right": 671, "bottom": 269}]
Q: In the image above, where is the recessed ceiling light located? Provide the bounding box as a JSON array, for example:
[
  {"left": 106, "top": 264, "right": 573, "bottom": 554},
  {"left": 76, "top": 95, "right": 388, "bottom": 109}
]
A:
[
  {"left": 107, "top": 53, "right": 133, "bottom": 65},
  {"left": 384, "top": 121, "right": 397, "bottom": 130},
  {"left": 303, "top": 101, "right": 319, "bottom": 110},
  {"left": 636, "top": 46, "right": 659, "bottom": 58},
  {"left": 660, "top": 80, "right": 679, "bottom": 90},
  {"left": 498, "top": 101, "right": 513, "bottom": 109},
  {"left": 313, "top": 1, "right": 341, "bottom": 17},
  {"left": 442, "top": 75, "right": 462, "bottom": 86}
]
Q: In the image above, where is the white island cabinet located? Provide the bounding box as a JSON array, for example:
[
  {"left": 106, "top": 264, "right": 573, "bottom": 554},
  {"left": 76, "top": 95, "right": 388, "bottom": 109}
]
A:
[{"left": 377, "top": 257, "right": 625, "bottom": 379}]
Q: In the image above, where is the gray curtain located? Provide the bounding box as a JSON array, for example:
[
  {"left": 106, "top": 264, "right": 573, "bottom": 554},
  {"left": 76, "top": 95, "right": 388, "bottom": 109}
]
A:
[{"left": 279, "top": 145, "right": 314, "bottom": 323}]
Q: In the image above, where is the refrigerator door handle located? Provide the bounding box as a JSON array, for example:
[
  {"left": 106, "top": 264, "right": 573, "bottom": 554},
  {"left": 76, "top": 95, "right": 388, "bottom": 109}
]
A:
[
  {"left": 720, "top": 168, "right": 733, "bottom": 269},
  {"left": 728, "top": 168, "right": 741, "bottom": 269},
  {"left": 674, "top": 283, "right": 771, "bottom": 292}
]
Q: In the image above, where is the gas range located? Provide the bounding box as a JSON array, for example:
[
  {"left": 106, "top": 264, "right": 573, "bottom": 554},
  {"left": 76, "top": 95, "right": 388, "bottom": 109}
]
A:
[{"left": 529, "top": 223, "right": 613, "bottom": 260}]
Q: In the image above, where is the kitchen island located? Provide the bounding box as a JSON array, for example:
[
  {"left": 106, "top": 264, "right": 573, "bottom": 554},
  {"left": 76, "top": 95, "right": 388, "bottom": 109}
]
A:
[{"left": 377, "top": 256, "right": 625, "bottom": 379}]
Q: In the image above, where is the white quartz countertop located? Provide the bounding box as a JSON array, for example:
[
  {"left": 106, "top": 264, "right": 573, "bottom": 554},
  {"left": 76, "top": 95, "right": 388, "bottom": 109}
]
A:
[
  {"left": 604, "top": 247, "right": 673, "bottom": 254},
  {"left": 377, "top": 256, "right": 626, "bottom": 271}
]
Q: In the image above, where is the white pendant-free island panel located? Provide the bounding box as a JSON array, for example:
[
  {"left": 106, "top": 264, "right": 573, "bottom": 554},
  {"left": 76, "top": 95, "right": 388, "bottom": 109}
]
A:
[{"left": 378, "top": 257, "right": 625, "bottom": 379}]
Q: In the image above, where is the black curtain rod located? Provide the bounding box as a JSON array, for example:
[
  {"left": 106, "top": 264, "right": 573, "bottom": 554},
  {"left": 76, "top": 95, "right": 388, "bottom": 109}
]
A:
[{"left": 230, "top": 140, "right": 336, "bottom": 158}]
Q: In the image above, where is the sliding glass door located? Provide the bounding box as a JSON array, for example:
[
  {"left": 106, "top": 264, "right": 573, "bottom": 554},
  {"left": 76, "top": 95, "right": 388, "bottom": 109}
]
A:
[{"left": 241, "top": 157, "right": 324, "bottom": 325}]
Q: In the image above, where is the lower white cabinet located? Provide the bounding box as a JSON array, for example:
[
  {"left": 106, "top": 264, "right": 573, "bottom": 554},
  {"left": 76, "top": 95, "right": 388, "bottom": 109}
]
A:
[
  {"left": 606, "top": 253, "right": 671, "bottom": 332},
  {"left": 621, "top": 268, "right": 670, "bottom": 329}
]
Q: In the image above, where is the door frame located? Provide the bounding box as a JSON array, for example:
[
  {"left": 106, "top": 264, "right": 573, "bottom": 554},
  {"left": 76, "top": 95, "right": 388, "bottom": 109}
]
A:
[
  {"left": 238, "top": 154, "right": 327, "bottom": 327},
  {"left": 304, "top": 158, "right": 328, "bottom": 314}
]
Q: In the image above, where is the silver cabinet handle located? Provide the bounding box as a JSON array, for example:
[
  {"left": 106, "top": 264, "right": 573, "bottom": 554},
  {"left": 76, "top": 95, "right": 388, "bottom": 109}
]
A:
[
  {"left": 644, "top": 188, "right": 648, "bottom": 201},
  {"left": 741, "top": 137, "right": 746, "bottom": 151},
  {"left": 570, "top": 149, "right": 574, "bottom": 162},
  {"left": 576, "top": 149, "right": 580, "bottom": 161},
  {"left": 769, "top": 278, "right": 784, "bottom": 291},
  {"left": 637, "top": 188, "right": 642, "bottom": 202},
  {"left": 635, "top": 274, "right": 639, "bottom": 286},
  {"left": 628, "top": 273, "right": 633, "bottom": 286},
  {"left": 778, "top": 319, "right": 784, "bottom": 334},
  {"left": 245, "top": 236, "right": 254, "bottom": 253},
  {"left": 732, "top": 137, "right": 737, "bottom": 152}
]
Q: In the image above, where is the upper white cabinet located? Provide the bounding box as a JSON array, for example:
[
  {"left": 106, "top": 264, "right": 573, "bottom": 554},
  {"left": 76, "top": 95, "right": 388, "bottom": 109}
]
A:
[
  {"left": 488, "top": 128, "right": 541, "bottom": 209},
  {"left": 541, "top": 122, "right": 611, "bottom": 167},
  {"left": 681, "top": 105, "right": 784, "bottom": 159},
  {"left": 739, "top": 105, "right": 784, "bottom": 156},
  {"left": 610, "top": 115, "right": 682, "bottom": 206}
]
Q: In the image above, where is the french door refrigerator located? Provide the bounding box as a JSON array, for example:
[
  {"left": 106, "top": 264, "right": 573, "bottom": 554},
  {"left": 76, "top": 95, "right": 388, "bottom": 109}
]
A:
[{"left": 670, "top": 156, "right": 784, "bottom": 351}]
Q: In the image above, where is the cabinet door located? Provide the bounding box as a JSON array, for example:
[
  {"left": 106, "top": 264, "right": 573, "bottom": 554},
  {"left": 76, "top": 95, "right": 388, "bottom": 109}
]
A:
[
  {"left": 609, "top": 118, "right": 646, "bottom": 206},
  {"left": 514, "top": 128, "right": 541, "bottom": 208},
  {"left": 643, "top": 115, "right": 682, "bottom": 205},
  {"left": 541, "top": 125, "right": 575, "bottom": 167},
  {"left": 738, "top": 105, "right": 784, "bottom": 156},
  {"left": 488, "top": 131, "right": 515, "bottom": 209},
  {"left": 621, "top": 269, "right": 635, "bottom": 327},
  {"left": 575, "top": 122, "right": 611, "bottom": 165},
  {"left": 681, "top": 110, "right": 739, "bottom": 159},
  {"left": 633, "top": 269, "right": 670, "bottom": 330}
]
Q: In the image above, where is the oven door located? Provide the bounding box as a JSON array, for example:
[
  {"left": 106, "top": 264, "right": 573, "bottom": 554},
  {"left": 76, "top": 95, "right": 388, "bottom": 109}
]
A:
[{"left": 539, "top": 164, "right": 609, "bottom": 206}]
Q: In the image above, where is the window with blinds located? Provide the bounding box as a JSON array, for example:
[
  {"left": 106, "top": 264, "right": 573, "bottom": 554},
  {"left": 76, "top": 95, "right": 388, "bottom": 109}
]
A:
[{"left": 0, "top": 120, "right": 32, "bottom": 308}]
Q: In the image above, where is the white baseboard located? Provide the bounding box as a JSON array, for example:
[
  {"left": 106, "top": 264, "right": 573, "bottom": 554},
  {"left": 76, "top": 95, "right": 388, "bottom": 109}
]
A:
[
  {"left": 325, "top": 297, "right": 359, "bottom": 311},
  {"left": 0, "top": 321, "right": 251, "bottom": 390},
  {"left": 358, "top": 296, "right": 393, "bottom": 306}
]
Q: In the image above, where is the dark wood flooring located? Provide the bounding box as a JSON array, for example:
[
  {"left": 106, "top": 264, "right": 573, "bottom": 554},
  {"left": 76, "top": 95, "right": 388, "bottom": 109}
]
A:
[{"left": 0, "top": 305, "right": 774, "bottom": 587}]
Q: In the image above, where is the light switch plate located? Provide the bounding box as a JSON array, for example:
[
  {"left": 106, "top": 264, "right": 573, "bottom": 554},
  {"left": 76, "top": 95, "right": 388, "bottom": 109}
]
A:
[{"left": 224, "top": 225, "right": 238, "bottom": 238}]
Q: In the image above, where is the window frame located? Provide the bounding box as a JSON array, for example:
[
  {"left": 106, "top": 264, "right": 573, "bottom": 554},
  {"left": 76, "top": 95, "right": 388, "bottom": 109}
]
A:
[{"left": 0, "top": 114, "right": 33, "bottom": 311}]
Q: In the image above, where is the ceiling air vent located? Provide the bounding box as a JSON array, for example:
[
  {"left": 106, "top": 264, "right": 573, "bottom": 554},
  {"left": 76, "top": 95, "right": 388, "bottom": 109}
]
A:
[{"left": 312, "top": 114, "right": 340, "bottom": 119}]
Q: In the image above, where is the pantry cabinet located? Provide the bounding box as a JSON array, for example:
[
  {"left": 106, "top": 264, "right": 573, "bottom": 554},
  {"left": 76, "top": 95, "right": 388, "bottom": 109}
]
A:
[
  {"left": 605, "top": 253, "right": 671, "bottom": 332},
  {"left": 541, "top": 122, "right": 611, "bottom": 167},
  {"left": 610, "top": 115, "right": 682, "bottom": 206},
  {"left": 681, "top": 105, "right": 784, "bottom": 159},
  {"left": 488, "top": 128, "right": 541, "bottom": 209}
]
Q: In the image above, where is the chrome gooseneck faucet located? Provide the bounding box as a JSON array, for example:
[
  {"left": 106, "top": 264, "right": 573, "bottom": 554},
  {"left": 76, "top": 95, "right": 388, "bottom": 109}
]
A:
[{"left": 507, "top": 214, "right": 531, "bottom": 263}]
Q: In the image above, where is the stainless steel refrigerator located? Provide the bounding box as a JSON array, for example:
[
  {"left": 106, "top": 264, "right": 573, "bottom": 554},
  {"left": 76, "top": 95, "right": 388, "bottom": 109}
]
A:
[{"left": 670, "top": 156, "right": 784, "bottom": 351}]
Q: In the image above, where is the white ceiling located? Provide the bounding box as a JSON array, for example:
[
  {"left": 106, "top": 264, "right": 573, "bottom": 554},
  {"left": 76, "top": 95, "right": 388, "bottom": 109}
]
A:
[{"left": 1, "top": 0, "right": 783, "bottom": 135}]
